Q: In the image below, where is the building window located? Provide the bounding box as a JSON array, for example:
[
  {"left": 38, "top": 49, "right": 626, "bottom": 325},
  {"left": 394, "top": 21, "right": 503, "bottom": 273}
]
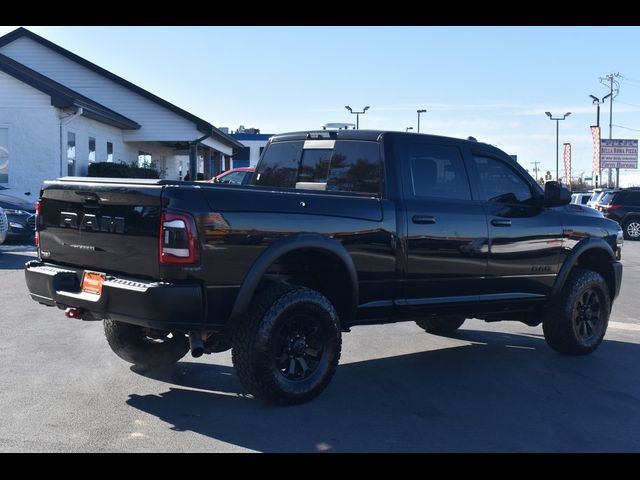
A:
[
  {"left": 107, "top": 142, "right": 113, "bottom": 162},
  {"left": 0, "top": 127, "right": 8, "bottom": 184},
  {"left": 138, "top": 150, "right": 152, "bottom": 168},
  {"left": 67, "top": 132, "right": 76, "bottom": 176},
  {"left": 88, "top": 137, "right": 96, "bottom": 163}
]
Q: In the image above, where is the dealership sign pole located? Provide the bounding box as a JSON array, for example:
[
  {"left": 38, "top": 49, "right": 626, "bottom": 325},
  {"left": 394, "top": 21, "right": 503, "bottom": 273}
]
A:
[
  {"left": 563, "top": 143, "right": 571, "bottom": 186},
  {"left": 591, "top": 126, "right": 601, "bottom": 187}
]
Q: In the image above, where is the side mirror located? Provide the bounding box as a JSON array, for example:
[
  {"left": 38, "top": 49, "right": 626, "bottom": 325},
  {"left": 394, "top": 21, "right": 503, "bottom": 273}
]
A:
[{"left": 544, "top": 181, "right": 571, "bottom": 207}]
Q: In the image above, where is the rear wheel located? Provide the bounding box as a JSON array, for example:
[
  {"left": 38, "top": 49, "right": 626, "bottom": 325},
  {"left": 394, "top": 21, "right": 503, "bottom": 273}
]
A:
[
  {"left": 623, "top": 218, "right": 640, "bottom": 240},
  {"left": 415, "top": 316, "right": 465, "bottom": 334},
  {"left": 103, "top": 319, "right": 189, "bottom": 367},
  {"left": 232, "top": 284, "right": 341, "bottom": 405},
  {"left": 543, "top": 268, "right": 610, "bottom": 355}
]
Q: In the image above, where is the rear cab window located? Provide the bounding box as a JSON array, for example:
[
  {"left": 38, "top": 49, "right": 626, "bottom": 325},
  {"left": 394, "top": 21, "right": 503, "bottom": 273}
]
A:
[{"left": 252, "top": 139, "right": 383, "bottom": 196}]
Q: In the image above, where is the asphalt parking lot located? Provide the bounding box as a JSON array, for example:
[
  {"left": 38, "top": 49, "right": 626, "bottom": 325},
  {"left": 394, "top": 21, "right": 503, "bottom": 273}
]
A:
[{"left": 1, "top": 241, "right": 640, "bottom": 452}]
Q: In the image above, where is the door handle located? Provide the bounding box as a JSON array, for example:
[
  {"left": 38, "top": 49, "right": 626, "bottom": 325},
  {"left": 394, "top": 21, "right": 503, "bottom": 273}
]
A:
[
  {"left": 412, "top": 215, "right": 436, "bottom": 224},
  {"left": 491, "top": 218, "right": 512, "bottom": 227}
]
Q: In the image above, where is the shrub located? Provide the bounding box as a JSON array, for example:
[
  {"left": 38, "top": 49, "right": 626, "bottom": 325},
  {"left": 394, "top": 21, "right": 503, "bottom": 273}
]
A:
[
  {"left": 88, "top": 162, "right": 160, "bottom": 179},
  {"left": 88, "top": 162, "right": 131, "bottom": 178}
]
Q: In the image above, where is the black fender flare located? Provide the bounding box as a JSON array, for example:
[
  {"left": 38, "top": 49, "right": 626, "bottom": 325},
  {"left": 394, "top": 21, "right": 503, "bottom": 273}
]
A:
[
  {"left": 621, "top": 211, "right": 640, "bottom": 226},
  {"left": 551, "top": 237, "right": 615, "bottom": 297},
  {"left": 229, "top": 233, "right": 359, "bottom": 323}
]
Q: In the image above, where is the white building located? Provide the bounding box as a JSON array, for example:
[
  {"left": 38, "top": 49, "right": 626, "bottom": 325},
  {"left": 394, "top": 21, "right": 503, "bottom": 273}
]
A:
[{"left": 0, "top": 27, "right": 242, "bottom": 195}]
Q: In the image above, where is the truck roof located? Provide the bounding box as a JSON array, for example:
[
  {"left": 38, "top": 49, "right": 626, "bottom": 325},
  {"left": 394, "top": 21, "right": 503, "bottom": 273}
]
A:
[{"left": 270, "top": 130, "right": 501, "bottom": 152}]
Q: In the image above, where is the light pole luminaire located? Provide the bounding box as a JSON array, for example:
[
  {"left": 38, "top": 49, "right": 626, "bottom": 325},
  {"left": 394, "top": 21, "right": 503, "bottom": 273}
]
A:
[
  {"left": 545, "top": 111, "right": 571, "bottom": 181},
  {"left": 417, "top": 109, "right": 427, "bottom": 133},
  {"left": 345, "top": 106, "right": 370, "bottom": 129}
]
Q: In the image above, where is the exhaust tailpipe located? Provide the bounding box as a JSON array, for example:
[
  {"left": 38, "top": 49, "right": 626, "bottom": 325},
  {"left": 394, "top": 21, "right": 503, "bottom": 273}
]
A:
[
  {"left": 189, "top": 332, "right": 204, "bottom": 358},
  {"left": 65, "top": 307, "right": 82, "bottom": 319}
]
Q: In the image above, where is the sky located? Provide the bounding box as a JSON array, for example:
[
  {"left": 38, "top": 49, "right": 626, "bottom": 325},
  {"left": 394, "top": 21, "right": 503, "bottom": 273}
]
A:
[{"left": 3, "top": 26, "right": 640, "bottom": 183}]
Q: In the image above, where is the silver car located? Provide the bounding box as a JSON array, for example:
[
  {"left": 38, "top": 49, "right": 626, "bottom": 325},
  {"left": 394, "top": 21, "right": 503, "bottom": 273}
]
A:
[{"left": 0, "top": 206, "right": 8, "bottom": 245}]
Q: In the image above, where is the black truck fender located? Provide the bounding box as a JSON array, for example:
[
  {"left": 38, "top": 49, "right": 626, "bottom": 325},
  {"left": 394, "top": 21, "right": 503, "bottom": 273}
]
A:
[
  {"left": 229, "top": 233, "right": 359, "bottom": 324},
  {"left": 551, "top": 237, "right": 617, "bottom": 298}
]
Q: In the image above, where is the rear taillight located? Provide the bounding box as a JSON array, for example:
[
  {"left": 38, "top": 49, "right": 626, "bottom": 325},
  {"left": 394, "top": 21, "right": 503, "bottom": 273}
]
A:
[
  {"left": 159, "top": 211, "right": 199, "bottom": 265},
  {"left": 34, "top": 200, "right": 40, "bottom": 247},
  {"left": 601, "top": 204, "right": 621, "bottom": 211}
]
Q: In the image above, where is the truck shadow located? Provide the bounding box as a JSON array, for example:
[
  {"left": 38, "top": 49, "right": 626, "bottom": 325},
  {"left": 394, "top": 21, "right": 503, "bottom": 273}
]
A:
[
  {"left": 0, "top": 251, "right": 34, "bottom": 270},
  {"left": 127, "top": 329, "right": 640, "bottom": 452}
]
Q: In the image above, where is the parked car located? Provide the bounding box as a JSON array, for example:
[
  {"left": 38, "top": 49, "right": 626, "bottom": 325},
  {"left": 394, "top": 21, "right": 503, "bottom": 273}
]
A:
[
  {"left": 210, "top": 167, "right": 255, "bottom": 185},
  {"left": 25, "top": 130, "right": 624, "bottom": 405},
  {"left": 596, "top": 188, "right": 640, "bottom": 239},
  {"left": 0, "top": 187, "right": 36, "bottom": 241},
  {"left": 570, "top": 192, "right": 592, "bottom": 206},
  {"left": 0, "top": 207, "right": 7, "bottom": 245},
  {"left": 587, "top": 189, "right": 612, "bottom": 209}
]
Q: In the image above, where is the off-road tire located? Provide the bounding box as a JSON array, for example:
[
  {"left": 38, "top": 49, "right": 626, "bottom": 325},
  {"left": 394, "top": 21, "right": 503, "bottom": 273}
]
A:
[
  {"left": 232, "top": 284, "right": 341, "bottom": 405},
  {"left": 543, "top": 268, "right": 610, "bottom": 355}
]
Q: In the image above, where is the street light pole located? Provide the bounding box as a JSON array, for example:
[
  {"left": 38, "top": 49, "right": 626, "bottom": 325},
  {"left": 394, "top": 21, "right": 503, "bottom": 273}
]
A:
[
  {"left": 545, "top": 111, "right": 571, "bottom": 181},
  {"left": 345, "top": 105, "right": 370, "bottom": 129},
  {"left": 417, "top": 109, "right": 427, "bottom": 133},
  {"left": 589, "top": 94, "right": 601, "bottom": 128}
]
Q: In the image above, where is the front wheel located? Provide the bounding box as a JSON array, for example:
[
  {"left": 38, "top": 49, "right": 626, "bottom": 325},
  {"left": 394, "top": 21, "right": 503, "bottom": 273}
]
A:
[
  {"left": 543, "top": 268, "right": 610, "bottom": 355},
  {"left": 103, "top": 319, "right": 189, "bottom": 367},
  {"left": 232, "top": 284, "right": 342, "bottom": 405},
  {"left": 623, "top": 218, "right": 640, "bottom": 240}
]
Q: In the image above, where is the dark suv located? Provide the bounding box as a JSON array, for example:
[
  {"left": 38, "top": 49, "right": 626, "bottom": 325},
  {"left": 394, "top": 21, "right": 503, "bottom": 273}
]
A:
[{"left": 597, "top": 188, "right": 640, "bottom": 239}]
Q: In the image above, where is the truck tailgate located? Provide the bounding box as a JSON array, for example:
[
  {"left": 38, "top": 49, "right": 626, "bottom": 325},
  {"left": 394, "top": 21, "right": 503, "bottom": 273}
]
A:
[{"left": 38, "top": 177, "right": 164, "bottom": 279}]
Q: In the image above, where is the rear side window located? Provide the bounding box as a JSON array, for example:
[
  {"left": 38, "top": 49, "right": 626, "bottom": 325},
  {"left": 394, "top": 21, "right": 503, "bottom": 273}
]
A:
[
  {"left": 409, "top": 144, "right": 471, "bottom": 200},
  {"left": 326, "top": 141, "right": 382, "bottom": 195},
  {"left": 599, "top": 192, "right": 616, "bottom": 205},
  {"left": 612, "top": 190, "right": 640, "bottom": 206},
  {"left": 581, "top": 195, "right": 591, "bottom": 205},
  {"left": 253, "top": 141, "right": 303, "bottom": 188},
  {"left": 628, "top": 191, "right": 640, "bottom": 206}
]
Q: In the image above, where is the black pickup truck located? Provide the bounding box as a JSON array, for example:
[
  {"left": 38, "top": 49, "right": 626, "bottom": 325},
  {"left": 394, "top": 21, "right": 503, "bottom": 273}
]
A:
[{"left": 25, "top": 130, "right": 624, "bottom": 404}]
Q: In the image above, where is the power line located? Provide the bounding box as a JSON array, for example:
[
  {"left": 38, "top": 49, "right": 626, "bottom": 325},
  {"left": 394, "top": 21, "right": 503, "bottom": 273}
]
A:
[
  {"left": 615, "top": 100, "right": 640, "bottom": 108},
  {"left": 619, "top": 81, "right": 640, "bottom": 90},
  {"left": 620, "top": 75, "right": 640, "bottom": 85},
  {"left": 612, "top": 124, "right": 640, "bottom": 132}
]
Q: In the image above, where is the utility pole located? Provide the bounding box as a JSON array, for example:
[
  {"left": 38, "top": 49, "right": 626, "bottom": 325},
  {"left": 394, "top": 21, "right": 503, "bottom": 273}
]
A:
[
  {"left": 530, "top": 161, "right": 541, "bottom": 183},
  {"left": 600, "top": 72, "right": 621, "bottom": 187}
]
